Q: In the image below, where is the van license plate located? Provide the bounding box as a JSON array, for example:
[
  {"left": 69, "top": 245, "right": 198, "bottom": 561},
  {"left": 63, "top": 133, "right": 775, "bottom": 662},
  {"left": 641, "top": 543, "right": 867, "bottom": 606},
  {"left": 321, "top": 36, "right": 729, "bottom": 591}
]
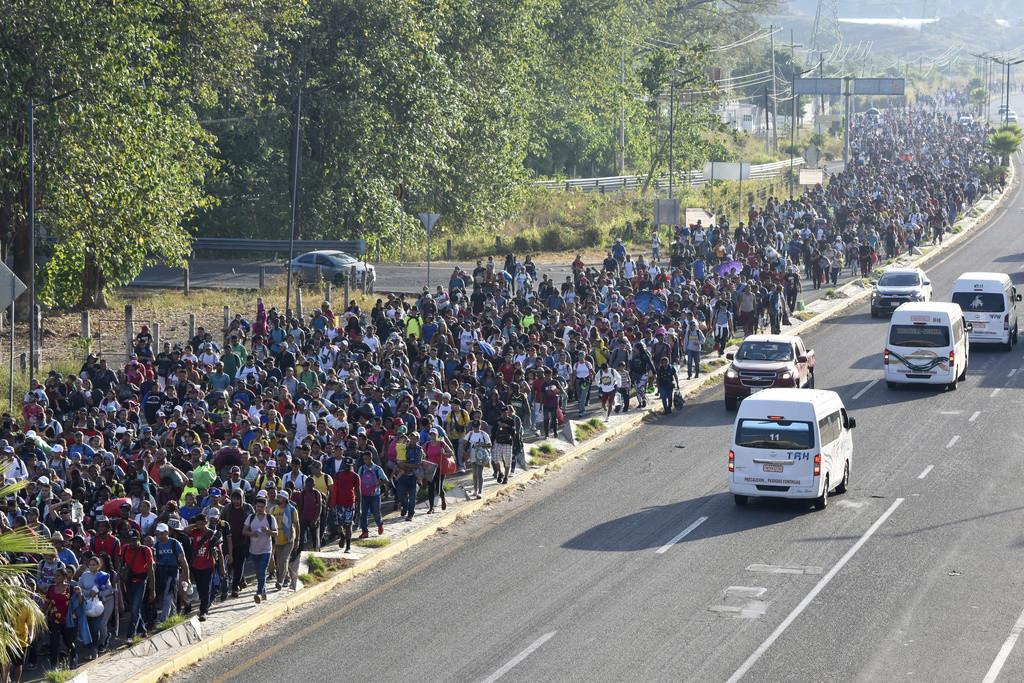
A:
[{"left": 763, "top": 463, "right": 784, "bottom": 472}]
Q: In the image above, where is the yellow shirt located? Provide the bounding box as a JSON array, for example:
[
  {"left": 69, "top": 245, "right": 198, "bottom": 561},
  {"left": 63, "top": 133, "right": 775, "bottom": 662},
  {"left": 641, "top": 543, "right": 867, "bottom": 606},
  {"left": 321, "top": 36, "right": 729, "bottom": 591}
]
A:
[{"left": 311, "top": 473, "right": 333, "bottom": 496}]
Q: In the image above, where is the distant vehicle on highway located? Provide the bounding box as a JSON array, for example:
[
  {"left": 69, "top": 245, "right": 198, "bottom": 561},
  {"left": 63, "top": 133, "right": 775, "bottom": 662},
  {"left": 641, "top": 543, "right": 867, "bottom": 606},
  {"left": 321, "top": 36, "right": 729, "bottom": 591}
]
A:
[
  {"left": 728, "top": 388, "right": 855, "bottom": 510},
  {"left": 870, "top": 267, "right": 932, "bottom": 318},
  {"left": 723, "top": 334, "right": 815, "bottom": 411},
  {"left": 1007, "top": 110, "right": 1019, "bottom": 124},
  {"left": 288, "top": 250, "right": 375, "bottom": 285},
  {"left": 958, "top": 114, "right": 974, "bottom": 126}
]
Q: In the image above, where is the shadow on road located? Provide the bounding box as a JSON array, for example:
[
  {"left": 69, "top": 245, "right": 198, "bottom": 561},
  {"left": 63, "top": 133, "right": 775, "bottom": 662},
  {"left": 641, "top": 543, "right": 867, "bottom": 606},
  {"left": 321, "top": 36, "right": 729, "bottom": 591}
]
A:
[{"left": 561, "top": 493, "right": 805, "bottom": 552}]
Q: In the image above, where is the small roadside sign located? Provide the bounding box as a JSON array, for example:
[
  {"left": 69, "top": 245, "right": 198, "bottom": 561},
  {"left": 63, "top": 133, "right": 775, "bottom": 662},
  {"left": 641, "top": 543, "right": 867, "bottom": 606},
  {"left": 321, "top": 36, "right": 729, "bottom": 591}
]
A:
[
  {"left": 0, "top": 262, "right": 26, "bottom": 312},
  {"left": 418, "top": 212, "right": 440, "bottom": 235}
]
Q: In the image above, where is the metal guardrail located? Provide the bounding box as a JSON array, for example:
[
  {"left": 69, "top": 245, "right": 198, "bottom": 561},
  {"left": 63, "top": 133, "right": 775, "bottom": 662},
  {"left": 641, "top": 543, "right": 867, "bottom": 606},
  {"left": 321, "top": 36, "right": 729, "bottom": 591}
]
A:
[
  {"left": 533, "top": 158, "right": 806, "bottom": 193},
  {"left": 192, "top": 238, "right": 367, "bottom": 255}
]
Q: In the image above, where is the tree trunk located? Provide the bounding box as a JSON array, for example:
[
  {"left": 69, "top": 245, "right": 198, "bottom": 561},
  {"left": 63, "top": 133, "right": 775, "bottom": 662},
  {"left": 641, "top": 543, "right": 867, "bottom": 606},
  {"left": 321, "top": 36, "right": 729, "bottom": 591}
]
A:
[{"left": 81, "top": 249, "right": 108, "bottom": 309}]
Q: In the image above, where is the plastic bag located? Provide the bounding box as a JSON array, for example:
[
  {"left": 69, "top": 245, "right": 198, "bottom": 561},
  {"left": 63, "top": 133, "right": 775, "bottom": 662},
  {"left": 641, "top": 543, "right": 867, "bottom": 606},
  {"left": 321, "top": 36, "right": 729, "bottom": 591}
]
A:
[{"left": 193, "top": 463, "right": 216, "bottom": 490}]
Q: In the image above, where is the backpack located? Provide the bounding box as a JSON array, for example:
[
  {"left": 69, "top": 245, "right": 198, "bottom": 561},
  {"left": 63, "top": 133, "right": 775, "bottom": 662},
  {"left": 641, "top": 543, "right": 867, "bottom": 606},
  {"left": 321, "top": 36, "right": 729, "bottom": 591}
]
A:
[{"left": 359, "top": 466, "right": 381, "bottom": 496}]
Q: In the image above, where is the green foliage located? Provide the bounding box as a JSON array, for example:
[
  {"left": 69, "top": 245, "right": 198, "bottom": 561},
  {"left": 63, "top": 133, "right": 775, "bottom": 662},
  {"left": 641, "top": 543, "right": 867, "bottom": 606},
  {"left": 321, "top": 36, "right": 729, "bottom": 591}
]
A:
[
  {"left": 989, "top": 129, "right": 1022, "bottom": 164},
  {"left": 1, "top": 0, "right": 784, "bottom": 309}
]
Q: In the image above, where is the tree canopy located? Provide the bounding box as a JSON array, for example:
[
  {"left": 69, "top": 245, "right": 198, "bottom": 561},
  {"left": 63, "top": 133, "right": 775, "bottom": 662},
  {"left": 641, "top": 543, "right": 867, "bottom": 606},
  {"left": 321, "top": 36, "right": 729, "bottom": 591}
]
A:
[{"left": 0, "top": 0, "right": 778, "bottom": 308}]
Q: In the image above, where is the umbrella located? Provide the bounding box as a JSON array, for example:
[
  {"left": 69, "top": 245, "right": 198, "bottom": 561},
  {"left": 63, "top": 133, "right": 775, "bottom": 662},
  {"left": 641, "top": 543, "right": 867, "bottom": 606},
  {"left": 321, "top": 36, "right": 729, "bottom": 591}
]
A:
[
  {"left": 714, "top": 260, "right": 743, "bottom": 277},
  {"left": 633, "top": 291, "right": 667, "bottom": 314}
]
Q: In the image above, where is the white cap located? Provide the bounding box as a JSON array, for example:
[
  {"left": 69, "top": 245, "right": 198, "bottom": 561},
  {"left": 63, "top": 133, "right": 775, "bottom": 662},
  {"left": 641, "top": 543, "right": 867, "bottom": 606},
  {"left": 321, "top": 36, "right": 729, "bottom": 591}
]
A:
[
  {"left": 51, "top": 444, "right": 64, "bottom": 453},
  {"left": 36, "top": 476, "right": 50, "bottom": 485},
  {"left": 168, "top": 422, "right": 177, "bottom": 428}
]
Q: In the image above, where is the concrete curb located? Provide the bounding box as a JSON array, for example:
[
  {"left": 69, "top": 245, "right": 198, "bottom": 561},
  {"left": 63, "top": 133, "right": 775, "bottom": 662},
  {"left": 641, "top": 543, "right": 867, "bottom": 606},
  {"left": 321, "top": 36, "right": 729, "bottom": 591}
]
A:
[{"left": 125, "top": 167, "right": 1016, "bottom": 682}]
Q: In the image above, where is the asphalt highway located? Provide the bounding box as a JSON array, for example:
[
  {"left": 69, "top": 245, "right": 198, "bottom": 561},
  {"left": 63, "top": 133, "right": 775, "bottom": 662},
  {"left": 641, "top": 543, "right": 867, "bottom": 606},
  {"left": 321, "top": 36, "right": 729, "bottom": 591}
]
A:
[{"left": 183, "top": 157, "right": 1024, "bottom": 682}]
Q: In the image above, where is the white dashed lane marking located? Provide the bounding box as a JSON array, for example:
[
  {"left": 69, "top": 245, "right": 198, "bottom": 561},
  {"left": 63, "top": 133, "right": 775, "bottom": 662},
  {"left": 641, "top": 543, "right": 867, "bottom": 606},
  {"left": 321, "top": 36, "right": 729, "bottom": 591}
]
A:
[
  {"left": 946, "top": 435, "right": 960, "bottom": 449},
  {"left": 918, "top": 465, "right": 934, "bottom": 480},
  {"left": 969, "top": 411, "right": 981, "bottom": 422}
]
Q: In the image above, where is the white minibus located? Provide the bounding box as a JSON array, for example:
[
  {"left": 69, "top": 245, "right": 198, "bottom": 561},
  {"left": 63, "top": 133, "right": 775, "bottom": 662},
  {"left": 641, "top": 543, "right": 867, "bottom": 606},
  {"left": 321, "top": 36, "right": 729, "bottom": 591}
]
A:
[
  {"left": 884, "top": 302, "right": 969, "bottom": 390},
  {"left": 949, "top": 272, "right": 1020, "bottom": 350},
  {"left": 729, "top": 388, "right": 855, "bottom": 511}
]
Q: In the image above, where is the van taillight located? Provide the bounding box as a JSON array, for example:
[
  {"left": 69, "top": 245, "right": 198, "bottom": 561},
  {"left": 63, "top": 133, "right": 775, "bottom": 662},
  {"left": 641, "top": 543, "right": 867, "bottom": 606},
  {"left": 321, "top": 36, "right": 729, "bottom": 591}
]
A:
[
  {"left": 883, "top": 349, "right": 890, "bottom": 365},
  {"left": 1005, "top": 314, "right": 1010, "bottom": 331},
  {"left": 728, "top": 450, "right": 735, "bottom": 473},
  {"left": 813, "top": 453, "right": 821, "bottom": 476},
  {"left": 949, "top": 349, "right": 955, "bottom": 366}
]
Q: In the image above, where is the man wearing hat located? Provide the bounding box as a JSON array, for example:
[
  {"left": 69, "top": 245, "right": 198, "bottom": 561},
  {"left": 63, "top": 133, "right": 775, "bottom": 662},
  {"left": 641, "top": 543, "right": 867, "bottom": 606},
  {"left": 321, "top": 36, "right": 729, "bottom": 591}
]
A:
[
  {"left": 269, "top": 490, "right": 300, "bottom": 591},
  {"left": 328, "top": 457, "right": 359, "bottom": 552},
  {"left": 153, "top": 522, "right": 190, "bottom": 622},
  {"left": 121, "top": 530, "right": 155, "bottom": 638},
  {"left": 186, "top": 514, "right": 221, "bottom": 621}
]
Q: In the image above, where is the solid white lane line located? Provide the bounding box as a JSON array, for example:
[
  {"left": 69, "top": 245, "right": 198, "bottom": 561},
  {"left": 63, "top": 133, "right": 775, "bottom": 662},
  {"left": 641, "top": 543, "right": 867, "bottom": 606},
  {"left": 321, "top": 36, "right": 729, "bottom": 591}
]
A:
[
  {"left": 970, "top": 411, "right": 982, "bottom": 422},
  {"left": 1009, "top": 369, "right": 1017, "bottom": 377},
  {"left": 946, "top": 435, "right": 960, "bottom": 449},
  {"left": 982, "top": 606, "right": 1024, "bottom": 683},
  {"left": 725, "top": 498, "right": 905, "bottom": 683},
  {"left": 851, "top": 379, "right": 879, "bottom": 400},
  {"left": 480, "top": 632, "right": 557, "bottom": 683},
  {"left": 655, "top": 516, "right": 709, "bottom": 554},
  {"left": 991, "top": 388, "right": 1002, "bottom": 398},
  {"left": 917, "top": 465, "right": 934, "bottom": 480}
]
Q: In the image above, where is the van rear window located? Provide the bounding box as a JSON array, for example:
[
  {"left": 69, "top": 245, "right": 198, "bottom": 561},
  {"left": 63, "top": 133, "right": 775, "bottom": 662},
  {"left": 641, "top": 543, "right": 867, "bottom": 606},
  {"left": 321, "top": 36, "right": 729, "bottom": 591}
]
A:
[
  {"left": 888, "top": 325, "right": 950, "bottom": 348},
  {"left": 952, "top": 291, "right": 1005, "bottom": 313},
  {"left": 735, "top": 419, "right": 814, "bottom": 450}
]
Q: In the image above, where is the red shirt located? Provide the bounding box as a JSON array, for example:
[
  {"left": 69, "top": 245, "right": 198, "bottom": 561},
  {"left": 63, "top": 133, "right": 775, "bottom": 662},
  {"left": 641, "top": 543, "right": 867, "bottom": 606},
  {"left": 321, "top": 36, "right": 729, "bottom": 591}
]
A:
[
  {"left": 188, "top": 528, "right": 218, "bottom": 570},
  {"left": 330, "top": 470, "right": 360, "bottom": 507},
  {"left": 91, "top": 533, "right": 120, "bottom": 559},
  {"left": 120, "top": 544, "right": 154, "bottom": 582},
  {"left": 46, "top": 585, "right": 71, "bottom": 624}
]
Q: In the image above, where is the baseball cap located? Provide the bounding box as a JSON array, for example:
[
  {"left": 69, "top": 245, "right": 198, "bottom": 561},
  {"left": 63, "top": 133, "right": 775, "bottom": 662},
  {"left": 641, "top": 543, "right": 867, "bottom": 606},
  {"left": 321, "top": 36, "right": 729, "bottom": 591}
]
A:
[
  {"left": 207, "top": 507, "right": 221, "bottom": 518},
  {"left": 155, "top": 523, "right": 169, "bottom": 533},
  {"left": 266, "top": 459, "right": 277, "bottom": 468},
  {"left": 208, "top": 487, "right": 222, "bottom": 497},
  {"left": 51, "top": 444, "right": 64, "bottom": 453},
  {"left": 256, "top": 490, "right": 268, "bottom": 499},
  {"left": 230, "top": 466, "right": 241, "bottom": 473},
  {"left": 36, "top": 476, "right": 50, "bottom": 486}
]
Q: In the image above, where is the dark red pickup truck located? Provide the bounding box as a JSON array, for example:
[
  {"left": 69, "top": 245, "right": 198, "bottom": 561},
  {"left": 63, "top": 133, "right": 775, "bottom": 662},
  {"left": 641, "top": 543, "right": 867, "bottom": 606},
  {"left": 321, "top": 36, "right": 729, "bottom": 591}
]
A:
[{"left": 723, "top": 334, "right": 816, "bottom": 410}]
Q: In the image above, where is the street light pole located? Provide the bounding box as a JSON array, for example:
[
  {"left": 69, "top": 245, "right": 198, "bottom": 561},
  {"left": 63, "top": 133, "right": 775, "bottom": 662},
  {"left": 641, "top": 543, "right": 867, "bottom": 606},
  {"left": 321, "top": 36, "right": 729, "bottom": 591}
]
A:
[{"left": 285, "top": 87, "right": 302, "bottom": 317}]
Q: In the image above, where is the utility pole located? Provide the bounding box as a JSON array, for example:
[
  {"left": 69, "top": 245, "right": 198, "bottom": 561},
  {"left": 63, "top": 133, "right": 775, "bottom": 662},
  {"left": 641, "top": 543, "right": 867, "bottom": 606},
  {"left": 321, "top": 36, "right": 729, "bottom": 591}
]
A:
[
  {"left": 620, "top": 44, "right": 626, "bottom": 174},
  {"left": 27, "top": 99, "right": 35, "bottom": 381},
  {"left": 668, "top": 80, "right": 675, "bottom": 200},
  {"left": 790, "top": 71, "right": 797, "bottom": 200},
  {"left": 764, "top": 86, "right": 770, "bottom": 154},
  {"left": 770, "top": 25, "right": 779, "bottom": 153},
  {"left": 285, "top": 87, "right": 302, "bottom": 317},
  {"left": 817, "top": 55, "right": 825, "bottom": 116},
  {"left": 843, "top": 76, "right": 851, "bottom": 165}
]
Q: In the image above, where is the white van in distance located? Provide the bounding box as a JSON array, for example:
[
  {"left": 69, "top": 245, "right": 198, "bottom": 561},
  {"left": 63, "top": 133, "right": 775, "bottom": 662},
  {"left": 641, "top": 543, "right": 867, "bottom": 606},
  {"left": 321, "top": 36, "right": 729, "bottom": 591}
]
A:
[
  {"left": 884, "top": 302, "right": 969, "bottom": 390},
  {"left": 949, "top": 272, "right": 1020, "bottom": 350},
  {"left": 728, "top": 388, "right": 855, "bottom": 510}
]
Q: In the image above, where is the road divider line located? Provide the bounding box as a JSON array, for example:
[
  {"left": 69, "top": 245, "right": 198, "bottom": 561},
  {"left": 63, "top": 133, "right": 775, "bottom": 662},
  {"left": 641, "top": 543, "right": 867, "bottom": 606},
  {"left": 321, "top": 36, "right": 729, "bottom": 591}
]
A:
[
  {"left": 1009, "top": 369, "right": 1017, "bottom": 378},
  {"left": 917, "top": 465, "right": 934, "bottom": 480},
  {"left": 725, "top": 498, "right": 905, "bottom": 683},
  {"left": 982, "top": 606, "right": 1024, "bottom": 683},
  {"left": 991, "top": 388, "right": 1002, "bottom": 398},
  {"left": 656, "top": 516, "right": 709, "bottom": 554},
  {"left": 481, "top": 631, "right": 557, "bottom": 683},
  {"left": 851, "top": 379, "right": 879, "bottom": 401},
  {"left": 969, "top": 411, "right": 981, "bottom": 422},
  {"left": 946, "top": 435, "right": 960, "bottom": 449}
]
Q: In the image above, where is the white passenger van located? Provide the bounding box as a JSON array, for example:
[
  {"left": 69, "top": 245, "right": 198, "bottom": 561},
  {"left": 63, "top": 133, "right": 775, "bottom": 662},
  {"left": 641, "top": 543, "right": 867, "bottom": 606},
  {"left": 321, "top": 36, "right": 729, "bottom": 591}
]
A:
[
  {"left": 949, "top": 272, "right": 1020, "bottom": 350},
  {"left": 884, "top": 302, "right": 969, "bottom": 390},
  {"left": 728, "top": 388, "right": 855, "bottom": 510}
]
